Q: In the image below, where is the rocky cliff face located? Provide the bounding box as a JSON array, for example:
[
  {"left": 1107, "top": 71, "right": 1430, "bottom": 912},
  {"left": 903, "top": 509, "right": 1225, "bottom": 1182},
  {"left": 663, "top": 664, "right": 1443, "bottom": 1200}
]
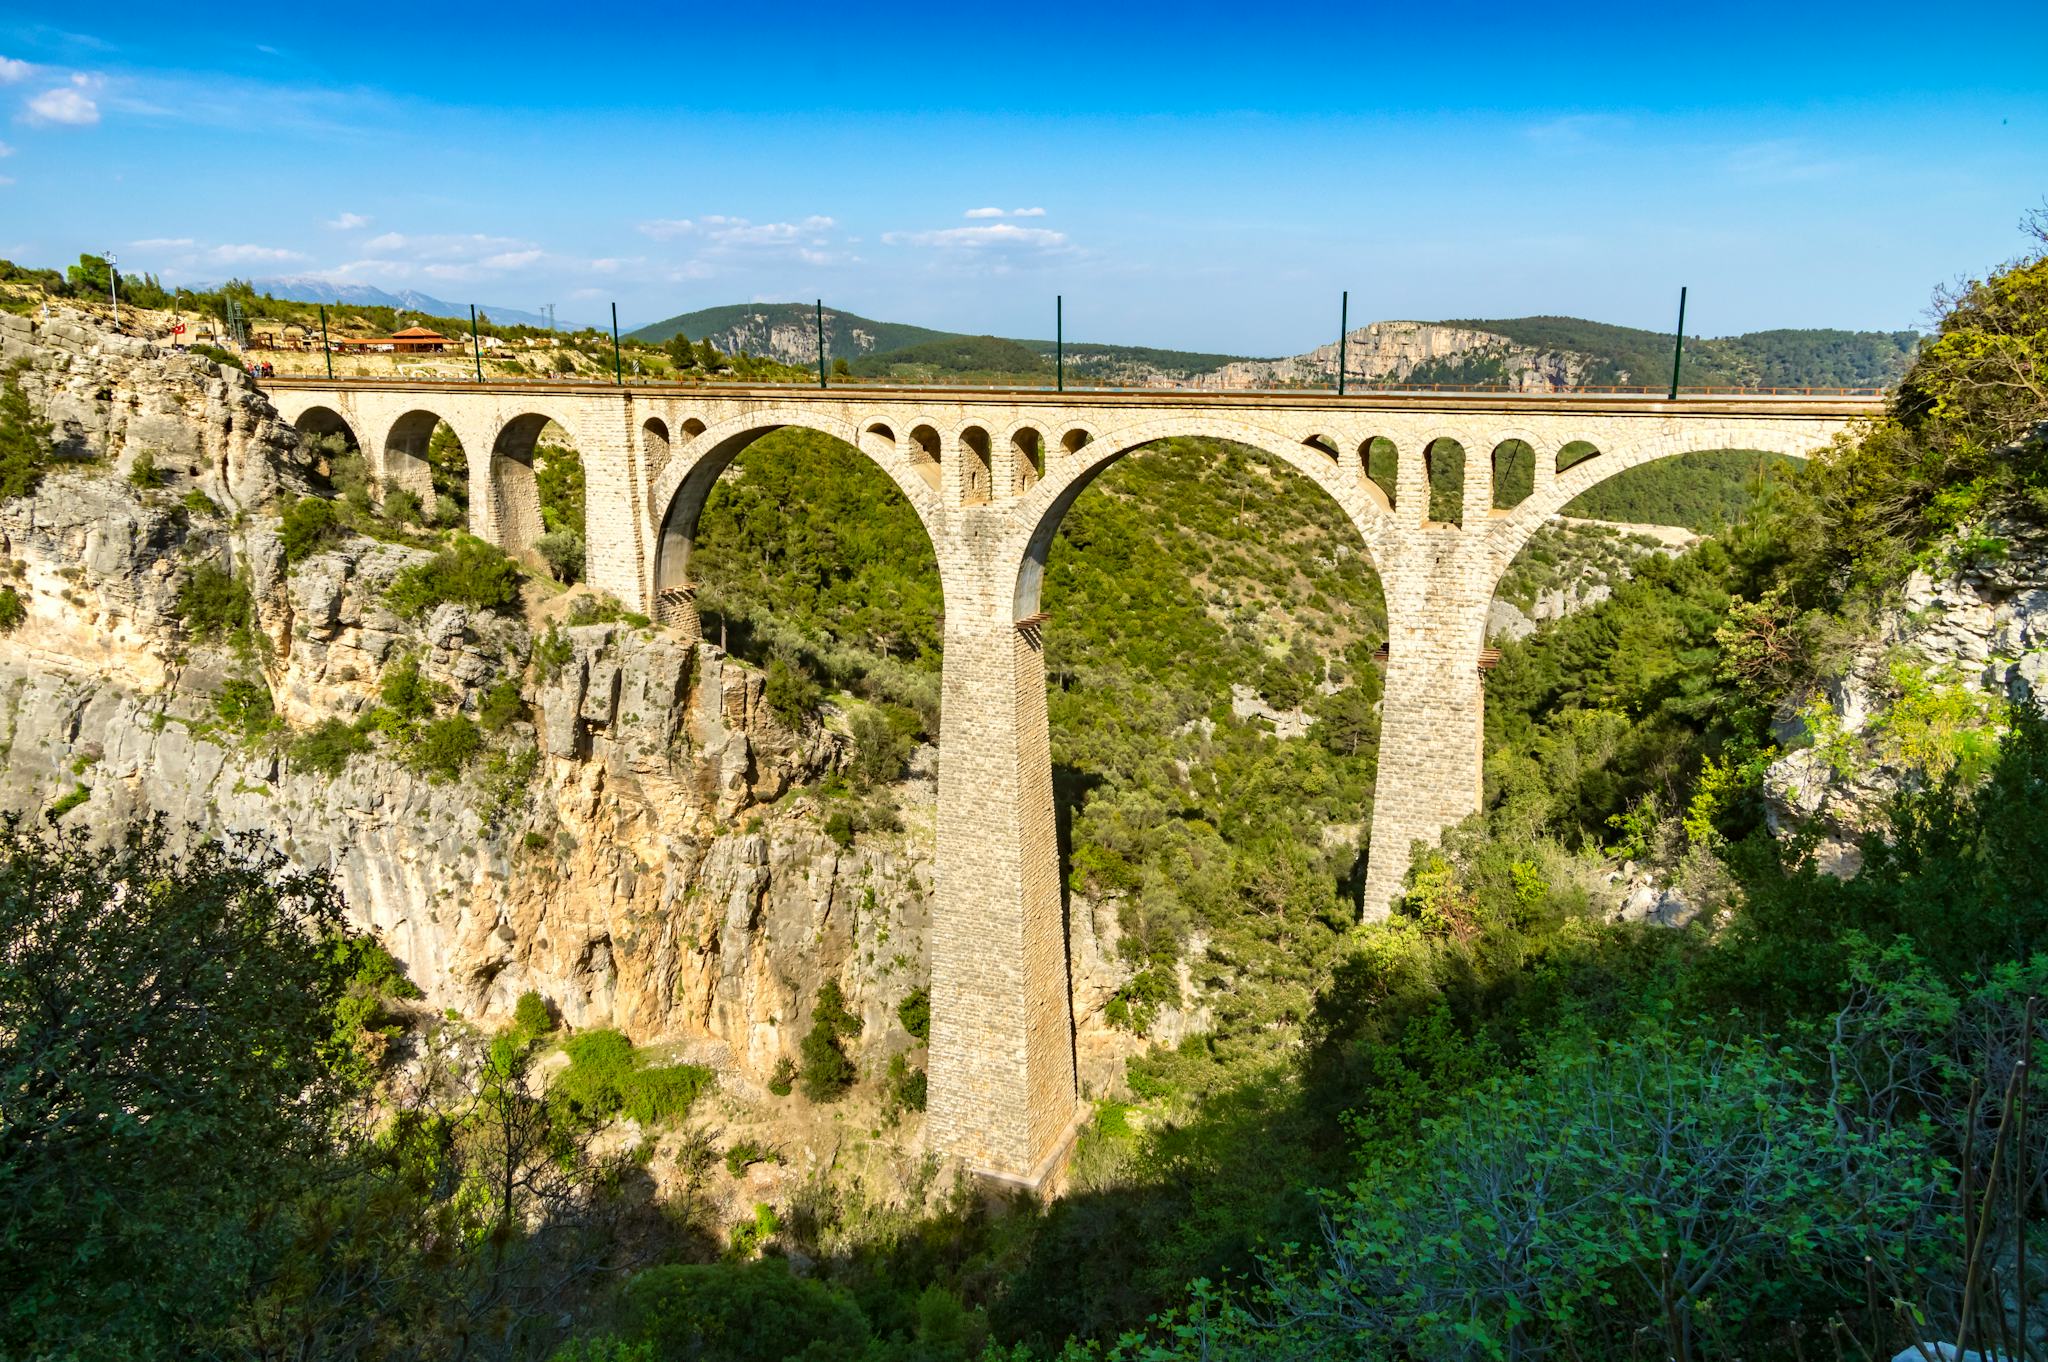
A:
[
  {"left": 0, "top": 308, "right": 1142, "bottom": 1106},
  {"left": 1764, "top": 520, "right": 2048, "bottom": 873},
  {"left": 1193, "top": 321, "right": 1597, "bottom": 392}
]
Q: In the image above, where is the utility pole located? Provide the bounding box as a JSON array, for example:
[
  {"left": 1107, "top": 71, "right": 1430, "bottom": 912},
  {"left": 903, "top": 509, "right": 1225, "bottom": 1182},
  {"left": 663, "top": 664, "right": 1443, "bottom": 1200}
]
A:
[
  {"left": 816, "top": 299, "right": 827, "bottom": 388},
  {"left": 1338, "top": 290, "right": 1348, "bottom": 397},
  {"left": 470, "top": 304, "right": 483, "bottom": 383},
  {"left": 320, "top": 304, "right": 333, "bottom": 380},
  {"left": 1668, "top": 286, "right": 1687, "bottom": 400},
  {"left": 611, "top": 303, "right": 624, "bottom": 385},
  {"left": 1056, "top": 295, "right": 1063, "bottom": 393},
  {"left": 105, "top": 251, "right": 119, "bottom": 327}
]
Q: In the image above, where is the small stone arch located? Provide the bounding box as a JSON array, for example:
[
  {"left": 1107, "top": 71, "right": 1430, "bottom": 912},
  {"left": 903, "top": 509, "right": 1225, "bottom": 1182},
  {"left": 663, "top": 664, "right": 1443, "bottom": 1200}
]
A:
[
  {"left": 680, "top": 416, "right": 708, "bottom": 439},
  {"left": 958, "top": 426, "right": 993, "bottom": 504},
  {"left": 908, "top": 424, "right": 942, "bottom": 491},
  {"left": 1360, "top": 436, "right": 1397, "bottom": 511},
  {"left": 1422, "top": 436, "right": 1468, "bottom": 528},
  {"left": 1303, "top": 433, "right": 1340, "bottom": 462},
  {"left": 382, "top": 408, "right": 446, "bottom": 501},
  {"left": 1490, "top": 437, "right": 1537, "bottom": 512},
  {"left": 1010, "top": 425, "right": 1044, "bottom": 493},
  {"left": 642, "top": 416, "right": 671, "bottom": 478},
  {"left": 486, "top": 412, "right": 569, "bottom": 557},
  {"left": 1060, "top": 427, "right": 1092, "bottom": 457},
  {"left": 1557, "top": 439, "right": 1601, "bottom": 474}
]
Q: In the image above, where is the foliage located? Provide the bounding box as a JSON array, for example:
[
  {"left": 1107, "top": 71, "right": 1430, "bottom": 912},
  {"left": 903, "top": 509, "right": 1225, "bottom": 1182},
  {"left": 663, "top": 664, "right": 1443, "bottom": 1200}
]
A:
[
  {"left": 552, "top": 1029, "right": 713, "bottom": 1127},
  {"left": 408, "top": 714, "right": 482, "bottom": 779},
  {"left": 767, "top": 1056, "right": 797, "bottom": 1096},
  {"left": 386, "top": 533, "right": 523, "bottom": 618},
  {"left": 0, "top": 363, "right": 54, "bottom": 500},
  {"left": 537, "top": 529, "right": 587, "bottom": 582},
  {"left": 883, "top": 1053, "right": 927, "bottom": 1118},
  {"left": 127, "top": 450, "right": 164, "bottom": 490},
  {"left": 798, "top": 980, "right": 863, "bottom": 1101},
  {"left": 176, "top": 562, "right": 253, "bottom": 644},
  {"left": 478, "top": 675, "right": 528, "bottom": 732},
  {"left": 608, "top": 1259, "right": 867, "bottom": 1360},
  {"left": 724, "top": 1139, "right": 780, "bottom": 1178},
  {"left": 896, "top": 987, "right": 930, "bottom": 1042},
  {"left": 214, "top": 676, "right": 281, "bottom": 741},
  {"left": 279, "top": 494, "right": 344, "bottom": 564},
  {"left": 1562, "top": 449, "right": 1802, "bottom": 530},
  {"left": 0, "top": 819, "right": 355, "bottom": 1361},
  {"left": 764, "top": 648, "right": 821, "bottom": 728},
  {"left": 0, "top": 585, "right": 23, "bottom": 632}
]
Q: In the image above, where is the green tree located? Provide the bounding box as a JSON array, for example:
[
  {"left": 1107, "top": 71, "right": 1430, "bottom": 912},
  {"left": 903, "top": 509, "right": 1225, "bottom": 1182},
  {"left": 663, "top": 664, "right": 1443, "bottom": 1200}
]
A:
[
  {"left": 798, "top": 980, "right": 862, "bottom": 1101},
  {"left": 0, "top": 819, "right": 355, "bottom": 1360},
  {"left": 0, "top": 364, "right": 54, "bottom": 501}
]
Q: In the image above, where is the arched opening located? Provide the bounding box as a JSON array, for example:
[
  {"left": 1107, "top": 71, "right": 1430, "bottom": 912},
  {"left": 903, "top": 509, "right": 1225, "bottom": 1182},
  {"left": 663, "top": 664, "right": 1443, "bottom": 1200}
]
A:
[
  {"left": 1557, "top": 439, "right": 1601, "bottom": 474},
  {"left": 1361, "top": 436, "right": 1397, "bottom": 509},
  {"left": 382, "top": 409, "right": 448, "bottom": 511},
  {"left": 1014, "top": 434, "right": 1388, "bottom": 1005},
  {"left": 642, "top": 417, "right": 671, "bottom": 480},
  {"left": 1061, "top": 428, "right": 1091, "bottom": 457},
  {"left": 652, "top": 423, "right": 943, "bottom": 721},
  {"left": 290, "top": 406, "right": 361, "bottom": 497},
  {"left": 959, "top": 426, "right": 993, "bottom": 504},
  {"left": 1560, "top": 447, "right": 1805, "bottom": 529},
  {"left": 487, "top": 414, "right": 560, "bottom": 559},
  {"left": 1303, "top": 434, "right": 1339, "bottom": 462},
  {"left": 1011, "top": 427, "right": 1044, "bottom": 493},
  {"left": 908, "top": 424, "right": 942, "bottom": 491},
  {"left": 680, "top": 417, "right": 707, "bottom": 439},
  {"left": 1491, "top": 439, "right": 1536, "bottom": 511},
  {"left": 1423, "top": 437, "right": 1467, "bottom": 527}
]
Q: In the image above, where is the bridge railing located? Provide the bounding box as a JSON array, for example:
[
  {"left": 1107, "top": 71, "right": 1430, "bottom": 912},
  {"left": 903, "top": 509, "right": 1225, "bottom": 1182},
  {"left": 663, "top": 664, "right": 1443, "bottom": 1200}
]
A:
[{"left": 256, "top": 369, "right": 1890, "bottom": 400}]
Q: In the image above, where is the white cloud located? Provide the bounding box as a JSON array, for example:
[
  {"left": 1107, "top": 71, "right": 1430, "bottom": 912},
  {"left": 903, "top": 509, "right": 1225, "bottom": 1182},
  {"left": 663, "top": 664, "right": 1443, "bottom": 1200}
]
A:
[
  {"left": 635, "top": 214, "right": 835, "bottom": 246},
  {"left": 362, "top": 231, "right": 407, "bottom": 252},
  {"left": 23, "top": 82, "right": 98, "bottom": 127},
  {"left": 131, "top": 236, "right": 195, "bottom": 249},
  {"left": 964, "top": 206, "right": 1005, "bottom": 218},
  {"left": 207, "top": 243, "right": 306, "bottom": 265},
  {"left": 480, "top": 248, "right": 542, "bottom": 270},
  {"left": 0, "top": 58, "right": 30, "bottom": 85},
  {"left": 0, "top": 176, "right": 13, "bottom": 187},
  {"left": 1011, "top": 207, "right": 1046, "bottom": 217},
  {"left": 325, "top": 211, "right": 370, "bottom": 230},
  {"left": 883, "top": 223, "right": 1069, "bottom": 251},
  {"left": 0, "top": 140, "right": 12, "bottom": 157}
]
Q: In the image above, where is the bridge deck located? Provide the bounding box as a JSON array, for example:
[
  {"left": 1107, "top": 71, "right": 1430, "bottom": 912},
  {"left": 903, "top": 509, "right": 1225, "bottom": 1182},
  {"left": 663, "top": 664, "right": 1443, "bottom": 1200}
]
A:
[{"left": 260, "top": 374, "right": 1885, "bottom": 419}]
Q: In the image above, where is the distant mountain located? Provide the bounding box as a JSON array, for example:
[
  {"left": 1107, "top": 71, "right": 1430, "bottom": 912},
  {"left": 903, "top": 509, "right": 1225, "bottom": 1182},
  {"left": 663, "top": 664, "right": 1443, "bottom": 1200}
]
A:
[
  {"left": 631, "top": 300, "right": 1919, "bottom": 392},
  {"left": 225, "top": 277, "right": 566, "bottom": 330}
]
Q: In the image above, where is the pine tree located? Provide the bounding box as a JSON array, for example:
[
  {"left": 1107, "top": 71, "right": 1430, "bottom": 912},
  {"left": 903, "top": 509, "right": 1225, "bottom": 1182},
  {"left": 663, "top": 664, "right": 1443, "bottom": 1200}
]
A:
[{"left": 0, "top": 365, "right": 53, "bottom": 501}]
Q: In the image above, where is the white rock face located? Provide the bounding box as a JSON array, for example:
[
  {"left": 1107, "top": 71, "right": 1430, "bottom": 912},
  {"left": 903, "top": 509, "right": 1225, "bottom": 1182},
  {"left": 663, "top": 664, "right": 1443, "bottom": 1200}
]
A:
[
  {"left": 1763, "top": 520, "right": 2048, "bottom": 868},
  {"left": 1192, "top": 321, "right": 1598, "bottom": 393}
]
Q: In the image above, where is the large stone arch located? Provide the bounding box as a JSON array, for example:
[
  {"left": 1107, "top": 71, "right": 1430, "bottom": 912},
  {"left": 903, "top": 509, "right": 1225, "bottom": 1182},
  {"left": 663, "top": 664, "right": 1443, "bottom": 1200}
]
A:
[
  {"left": 480, "top": 408, "right": 584, "bottom": 556},
  {"left": 381, "top": 407, "right": 450, "bottom": 500},
  {"left": 281, "top": 401, "right": 361, "bottom": 452},
  {"left": 646, "top": 407, "right": 945, "bottom": 616},
  {"left": 1481, "top": 417, "right": 1854, "bottom": 576},
  {"left": 1007, "top": 414, "right": 1391, "bottom": 619}
]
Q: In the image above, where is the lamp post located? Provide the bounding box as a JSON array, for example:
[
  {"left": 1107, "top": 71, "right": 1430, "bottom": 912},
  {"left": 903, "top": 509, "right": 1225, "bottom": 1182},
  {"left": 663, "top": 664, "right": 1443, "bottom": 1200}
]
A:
[{"left": 104, "top": 251, "right": 119, "bottom": 327}]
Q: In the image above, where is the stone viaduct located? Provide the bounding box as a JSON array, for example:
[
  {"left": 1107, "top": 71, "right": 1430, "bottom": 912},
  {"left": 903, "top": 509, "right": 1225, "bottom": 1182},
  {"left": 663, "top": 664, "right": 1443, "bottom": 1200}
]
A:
[{"left": 263, "top": 374, "right": 1878, "bottom": 1186}]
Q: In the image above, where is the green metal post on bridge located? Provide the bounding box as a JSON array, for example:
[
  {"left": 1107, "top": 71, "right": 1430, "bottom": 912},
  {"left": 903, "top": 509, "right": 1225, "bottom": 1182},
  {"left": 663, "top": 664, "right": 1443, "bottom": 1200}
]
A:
[
  {"left": 319, "top": 304, "right": 332, "bottom": 380},
  {"left": 1338, "top": 290, "right": 1348, "bottom": 397},
  {"left": 1056, "top": 295, "right": 1063, "bottom": 393},
  {"left": 469, "top": 305, "right": 483, "bottom": 383},
  {"left": 612, "top": 303, "right": 624, "bottom": 385},
  {"left": 817, "top": 299, "right": 827, "bottom": 389},
  {"left": 1668, "top": 286, "right": 1687, "bottom": 400}
]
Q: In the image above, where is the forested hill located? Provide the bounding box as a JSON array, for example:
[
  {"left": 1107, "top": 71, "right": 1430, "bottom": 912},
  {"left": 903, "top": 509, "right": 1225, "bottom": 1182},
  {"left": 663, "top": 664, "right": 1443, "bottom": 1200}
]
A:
[
  {"left": 633, "top": 298, "right": 1917, "bottom": 389},
  {"left": 1443, "top": 314, "right": 1922, "bottom": 388}
]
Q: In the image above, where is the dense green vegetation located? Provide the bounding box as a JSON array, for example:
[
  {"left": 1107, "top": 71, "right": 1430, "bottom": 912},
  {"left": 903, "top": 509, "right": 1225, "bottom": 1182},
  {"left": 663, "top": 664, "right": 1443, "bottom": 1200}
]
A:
[
  {"left": 0, "top": 362, "right": 55, "bottom": 500},
  {"left": 1560, "top": 447, "right": 1802, "bottom": 529},
  {"left": 1443, "top": 313, "right": 1921, "bottom": 389}
]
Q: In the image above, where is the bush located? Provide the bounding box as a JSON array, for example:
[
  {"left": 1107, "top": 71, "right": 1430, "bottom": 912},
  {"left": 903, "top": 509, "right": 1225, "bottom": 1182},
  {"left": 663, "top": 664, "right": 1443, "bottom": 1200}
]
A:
[
  {"left": 552, "top": 1028, "right": 712, "bottom": 1127},
  {"left": 884, "top": 1053, "right": 927, "bottom": 1117},
  {"left": 386, "top": 534, "right": 522, "bottom": 619},
  {"left": 766, "top": 1056, "right": 796, "bottom": 1097},
  {"left": 382, "top": 485, "right": 424, "bottom": 525},
  {"left": 512, "top": 989, "right": 554, "bottom": 1038},
  {"left": 477, "top": 677, "right": 526, "bottom": 732},
  {"left": 798, "top": 980, "right": 862, "bottom": 1102},
  {"left": 214, "top": 677, "right": 278, "bottom": 741},
  {"left": 0, "top": 363, "right": 53, "bottom": 501},
  {"left": 186, "top": 342, "right": 239, "bottom": 368},
  {"left": 896, "top": 987, "right": 930, "bottom": 1042},
  {"left": 127, "top": 451, "right": 163, "bottom": 490},
  {"left": 536, "top": 529, "right": 586, "bottom": 583},
  {"left": 723, "top": 1138, "right": 779, "bottom": 1178},
  {"left": 176, "top": 563, "right": 252, "bottom": 644},
  {"left": 763, "top": 649, "right": 819, "bottom": 729},
  {"left": 279, "top": 496, "right": 343, "bottom": 565},
  {"left": 406, "top": 715, "right": 480, "bottom": 779},
  {"left": 612, "top": 1260, "right": 867, "bottom": 1361},
  {"left": 181, "top": 489, "right": 221, "bottom": 518},
  {"left": 0, "top": 585, "right": 24, "bottom": 633},
  {"left": 287, "top": 718, "right": 371, "bottom": 777},
  {"left": 377, "top": 656, "right": 444, "bottom": 725}
]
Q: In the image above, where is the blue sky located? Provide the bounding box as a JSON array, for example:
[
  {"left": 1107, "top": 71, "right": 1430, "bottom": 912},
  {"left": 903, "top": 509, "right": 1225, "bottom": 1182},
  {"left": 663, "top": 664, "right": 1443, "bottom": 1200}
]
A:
[{"left": 2, "top": 3, "right": 2043, "bottom": 353}]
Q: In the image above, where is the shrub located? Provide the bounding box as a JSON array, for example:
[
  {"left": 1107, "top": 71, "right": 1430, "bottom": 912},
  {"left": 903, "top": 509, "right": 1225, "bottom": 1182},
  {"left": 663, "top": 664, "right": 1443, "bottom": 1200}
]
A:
[
  {"left": 512, "top": 989, "right": 554, "bottom": 1039},
  {"left": 279, "top": 496, "right": 343, "bottom": 564},
  {"left": 763, "top": 649, "right": 819, "bottom": 728},
  {"left": 848, "top": 705, "right": 913, "bottom": 790},
  {"left": 726, "top": 1204, "right": 781, "bottom": 1259},
  {"left": 181, "top": 489, "right": 221, "bottom": 518},
  {"left": 176, "top": 564, "right": 251, "bottom": 644},
  {"left": 127, "top": 451, "right": 163, "bottom": 490},
  {"left": 406, "top": 715, "right": 480, "bottom": 779},
  {"left": 536, "top": 529, "right": 585, "bottom": 583},
  {"left": 288, "top": 717, "right": 371, "bottom": 777},
  {"left": 884, "top": 1053, "right": 926, "bottom": 1117},
  {"left": 382, "top": 485, "right": 424, "bottom": 525},
  {"left": 723, "top": 1138, "right": 779, "bottom": 1178},
  {"left": 0, "top": 363, "right": 53, "bottom": 501},
  {"left": 0, "top": 585, "right": 24, "bottom": 633},
  {"left": 612, "top": 1261, "right": 867, "bottom": 1361},
  {"left": 896, "top": 987, "right": 930, "bottom": 1042},
  {"left": 48, "top": 784, "right": 89, "bottom": 818},
  {"left": 214, "top": 678, "right": 279, "bottom": 741},
  {"left": 186, "top": 342, "right": 239, "bottom": 368},
  {"left": 552, "top": 1028, "right": 713, "bottom": 1127},
  {"left": 386, "top": 534, "right": 521, "bottom": 619},
  {"left": 798, "top": 980, "right": 862, "bottom": 1102},
  {"left": 477, "top": 677, "right": 526, "bottom": 732},
  {"left": 766, "top": 1056, "right": 796, "bottom": 1097},
  {"left": 532, "top": 626, "right": 574, "bottom": 681}
]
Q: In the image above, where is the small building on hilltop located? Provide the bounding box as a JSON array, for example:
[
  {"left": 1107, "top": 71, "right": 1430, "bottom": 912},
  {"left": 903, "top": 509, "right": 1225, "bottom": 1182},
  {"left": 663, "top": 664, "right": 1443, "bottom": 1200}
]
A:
[{"left": 335, "top": 325, "right": 451, "bottom": 354}]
